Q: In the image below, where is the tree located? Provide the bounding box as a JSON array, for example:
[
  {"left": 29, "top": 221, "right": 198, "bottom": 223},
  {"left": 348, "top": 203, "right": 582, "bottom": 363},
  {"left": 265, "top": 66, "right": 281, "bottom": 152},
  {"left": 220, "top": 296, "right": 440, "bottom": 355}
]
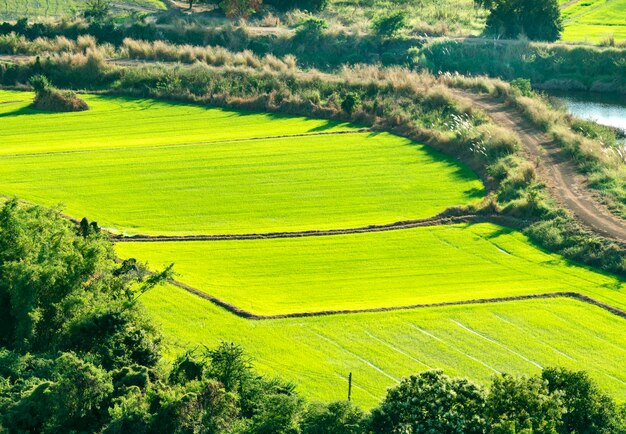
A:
[
  {"left": 475, "top": 0, "right": 563, "bottom": 41},
  {"left": 371, "top": 11, "right": 408, "bottom": 38},
  {"left": 542, "top": 367, "right": 621, "bottom": 434},
  {"left": 486, "top": 373, "right": 565, "bottom": 433},
  {"left": 249, "top": 393, "right": 303, "bottom": 434},
  {"left": 207, "top": 342, "right": 252, "bottom": 392},
  {"left": 219, "top": 0, "right": 262, "bottom": 20},
  {"left": 301, "top": 401, "right": 365, "bottom": 434},
  {"left": 369, "top": 370, "right": 487, "bottom": 433},
  {"left": 48, "top": 353, "right": 114, "bottom": 432}
]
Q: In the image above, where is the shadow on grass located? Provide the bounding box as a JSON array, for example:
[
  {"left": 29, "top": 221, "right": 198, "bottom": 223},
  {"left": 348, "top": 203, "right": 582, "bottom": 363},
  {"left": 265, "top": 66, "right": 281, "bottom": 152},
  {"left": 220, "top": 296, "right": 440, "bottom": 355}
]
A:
[{"left": 0, "top": 106, "right": 40, "bottom": 118}]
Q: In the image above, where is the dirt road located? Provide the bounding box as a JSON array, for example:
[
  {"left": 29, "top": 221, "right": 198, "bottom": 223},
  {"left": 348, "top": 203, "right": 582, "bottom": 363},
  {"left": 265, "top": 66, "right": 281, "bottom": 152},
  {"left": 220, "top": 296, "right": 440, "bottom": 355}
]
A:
[{"left": 455, "top": 91, "right": 626, "bottom": 243}]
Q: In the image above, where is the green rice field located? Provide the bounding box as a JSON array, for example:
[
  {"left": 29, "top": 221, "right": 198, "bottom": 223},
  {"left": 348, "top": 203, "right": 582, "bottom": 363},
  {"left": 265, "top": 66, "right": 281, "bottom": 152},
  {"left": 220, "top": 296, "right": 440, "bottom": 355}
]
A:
[
  {"left": 116, "top": 223, "right": 626, "bottom": 316},
  {"left": 3, "top": 88, "right": 625, "bottom": 407},
  {"left": 561, "top": 0, "right": 626, "bottom": 42},
  {"left": 0, "top": 91, "right": 482, "bottom": 235},
  {"left": 143, "top": 285, "right": 626, "bottom": 408}
]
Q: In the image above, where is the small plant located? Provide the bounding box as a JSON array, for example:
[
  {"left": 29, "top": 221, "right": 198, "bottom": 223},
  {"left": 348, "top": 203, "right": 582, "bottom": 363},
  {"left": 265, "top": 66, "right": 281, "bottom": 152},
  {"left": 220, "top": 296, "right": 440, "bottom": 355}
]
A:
[{"left": 510, "top": 78, "right": 533, "bottom": 97}]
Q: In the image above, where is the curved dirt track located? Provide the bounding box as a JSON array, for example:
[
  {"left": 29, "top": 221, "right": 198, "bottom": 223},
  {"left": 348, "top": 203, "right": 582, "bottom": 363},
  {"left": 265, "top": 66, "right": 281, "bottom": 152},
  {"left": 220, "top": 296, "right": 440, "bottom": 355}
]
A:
[
  {"left": 455, "top": 91, "right": 626, "bottom": 243},
  {"left": 113, "top": 214, "right": 525, "bottom": 242}
]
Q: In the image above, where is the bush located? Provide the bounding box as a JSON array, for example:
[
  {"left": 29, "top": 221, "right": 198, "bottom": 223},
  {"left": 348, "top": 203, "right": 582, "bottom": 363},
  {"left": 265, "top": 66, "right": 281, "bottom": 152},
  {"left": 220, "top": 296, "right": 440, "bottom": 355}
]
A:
[
  {"left": 32, "top": 89, "right": 90, "bottom": 112},
  {"left": 371, "top": 11, "right": 408, "bottom": 38},
  {"left": 341, "top": 92, "right": 361, "bottom": 115},
  {"left": 294, "top": 18, "right": 328, "bottom": 43}
]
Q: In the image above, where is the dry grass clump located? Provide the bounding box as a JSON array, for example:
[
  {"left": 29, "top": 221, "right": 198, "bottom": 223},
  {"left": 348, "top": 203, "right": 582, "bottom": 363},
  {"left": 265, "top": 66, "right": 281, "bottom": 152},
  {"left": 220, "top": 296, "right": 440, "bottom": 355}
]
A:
[
  {"left": 120, "top": 38, "right": 297, "bottom": 73},
  {"left": 33, "top": 89, "right": 89, "bottom": 112},
  {"left": 0, "top": 33, "right": 113, "bottom": 57}
]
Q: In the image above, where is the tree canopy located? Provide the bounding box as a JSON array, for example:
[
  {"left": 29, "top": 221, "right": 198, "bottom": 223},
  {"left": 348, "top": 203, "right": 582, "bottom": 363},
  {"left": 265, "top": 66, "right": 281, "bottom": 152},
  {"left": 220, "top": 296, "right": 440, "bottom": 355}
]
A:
[{"left": 476, "top": 0, "right": 563, "bottom": 41}]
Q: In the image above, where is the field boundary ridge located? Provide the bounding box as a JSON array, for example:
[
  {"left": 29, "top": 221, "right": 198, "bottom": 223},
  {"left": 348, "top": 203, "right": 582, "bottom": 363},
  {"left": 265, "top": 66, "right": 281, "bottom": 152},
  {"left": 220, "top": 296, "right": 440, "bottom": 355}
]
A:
[
  {"left": 114, "top": 214, "right": 527, "bottom": 241},
  {"left": 165, "top": 279, "right": 626, "bottom": 321}
]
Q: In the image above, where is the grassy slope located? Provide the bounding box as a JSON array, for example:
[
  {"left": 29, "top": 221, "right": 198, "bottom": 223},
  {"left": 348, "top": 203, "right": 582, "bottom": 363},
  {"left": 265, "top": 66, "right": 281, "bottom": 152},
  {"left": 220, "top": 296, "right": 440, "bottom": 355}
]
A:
[
  {"left": 117, "top": 223, "right": 626, "bottom": 316},
  {"left": 0, "top": 91, "right": 482, "bottom": 235},
  {"left": 562, "top": 0, "right": 626, "bottom": 42},
  {"left": 143, "top": 285, "right": 626, "bottom": 408}
]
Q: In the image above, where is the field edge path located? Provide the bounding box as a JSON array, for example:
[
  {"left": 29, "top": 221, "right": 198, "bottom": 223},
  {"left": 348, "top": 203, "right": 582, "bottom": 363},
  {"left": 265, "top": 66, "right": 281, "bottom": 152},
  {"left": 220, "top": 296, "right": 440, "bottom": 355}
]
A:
[
  {"left": 453, "top": 90, "right": 626, "bottom": 243},
  {"left": 114, "top": 214, "right": 525, "bottom": 241}
]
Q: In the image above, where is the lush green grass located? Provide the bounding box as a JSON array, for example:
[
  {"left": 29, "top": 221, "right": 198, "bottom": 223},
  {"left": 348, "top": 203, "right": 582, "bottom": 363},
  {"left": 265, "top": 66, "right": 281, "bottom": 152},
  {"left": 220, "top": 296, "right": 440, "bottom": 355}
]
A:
[
  {"left": 0, "top": 90, "right": 483, "bottom": 235},
  {"left": 561, "top": 0, "right": 626, "bottom": 42},
  {"left": 117, "top": 223, "right": 626, "bottom": 315},
  {"left": 0, "top": 0, "right": 166, "bottom": 19},
  {"left": 0, "top": 91, "right": 357, "bottom": 155},
  {"left": 143, "top": 285, "right": 626, "bottom": 408}
]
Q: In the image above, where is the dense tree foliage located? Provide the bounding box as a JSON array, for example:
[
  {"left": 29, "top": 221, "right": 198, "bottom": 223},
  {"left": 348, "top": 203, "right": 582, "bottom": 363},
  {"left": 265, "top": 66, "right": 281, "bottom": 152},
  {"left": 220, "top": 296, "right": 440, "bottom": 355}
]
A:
[
  {"left": 475, "top": 0, "right": 563, "bottom": 41},
  {"left": 370, "top": 370, "right": 486, "bottom": 433}
]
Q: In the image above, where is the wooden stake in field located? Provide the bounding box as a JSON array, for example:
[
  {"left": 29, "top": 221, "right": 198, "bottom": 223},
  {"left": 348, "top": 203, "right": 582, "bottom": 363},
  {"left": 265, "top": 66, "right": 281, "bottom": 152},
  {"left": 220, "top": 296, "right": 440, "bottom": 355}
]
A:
[{"left": 348, "top": 372, "right": 352, "bottom": 402}]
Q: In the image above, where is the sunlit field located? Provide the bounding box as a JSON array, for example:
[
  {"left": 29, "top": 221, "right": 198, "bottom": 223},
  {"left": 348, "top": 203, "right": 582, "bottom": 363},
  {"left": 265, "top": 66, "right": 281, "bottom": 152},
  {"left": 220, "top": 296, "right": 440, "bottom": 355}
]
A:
[
  {"left": 143, "top": 286, "right": 626, "bottom": 408},
  {"left": 0, "top": 90, "right": 482, "bottom": 235},
  {"left": 561, "top": 0, "right": 626, "bottom": 43},
  {"left": 117, "top": 223, "right": 626, "bottom": 316}
]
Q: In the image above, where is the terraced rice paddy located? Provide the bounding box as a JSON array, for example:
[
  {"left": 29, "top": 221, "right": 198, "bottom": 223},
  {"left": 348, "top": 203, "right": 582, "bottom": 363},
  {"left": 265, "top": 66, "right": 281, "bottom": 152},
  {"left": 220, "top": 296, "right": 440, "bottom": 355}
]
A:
[
  {"left": 0, "top": 91, "right": 482, "bottom": 235},
  {"left": 0, "top": 0, "right": 166, "bottom": 19},
  {"left": 116, "top": 223, "right": 626, "bottom": 316},
  {"left": 2, "top": 88, "right": 625, "bottom": 406},
  {"left": 143, "top": 286, "right": 626, "bottom": 408},
  {"left": 561, "top": 0, "right": 626, "bottom": 42}
]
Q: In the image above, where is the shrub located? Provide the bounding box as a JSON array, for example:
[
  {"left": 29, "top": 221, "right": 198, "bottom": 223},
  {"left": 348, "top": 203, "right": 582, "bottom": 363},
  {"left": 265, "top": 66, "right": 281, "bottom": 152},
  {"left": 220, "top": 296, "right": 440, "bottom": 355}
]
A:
[
  {"left": 511, "top": 77, "right": 533, "bottom": 96},
  {"left": 30, "top": 75, "right": 89, "bottom": 112},
  {"left": 371, "top": 11, "right": 408, "bottom": 38},
  {"left": 341, "top": 92, "right": 360, "bottom": 115},
  {"left": 294, "top": 18, "right": 328, "bottom": 43}
]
